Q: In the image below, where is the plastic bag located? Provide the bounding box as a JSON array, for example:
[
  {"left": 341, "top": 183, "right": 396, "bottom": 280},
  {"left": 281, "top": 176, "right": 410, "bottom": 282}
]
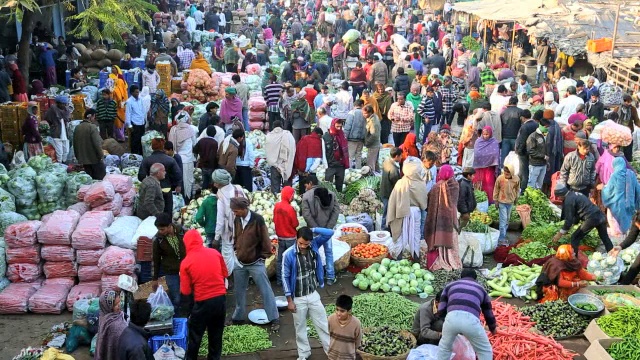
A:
[
  {"left": 6, "top": 245, "right": 41, "bottom": 264},
  {"left": 105, "top": 166, "right": 121, "bottom": 175},
  {"left": 345, "top": 214, "right": 374, "bottom": 232},
  {"left": 101, "top": 274, "right": 120, "bottom": 292},
  {"left": 0, "top": 278, "right": 10, "bottom": 292},
  {"left": 105, "top": 216, "right": 142, "bottom": 249},
  {"left": 37, "top": 210, "right": 81, "bottom": 245},
  {"left": 72, "top": 297, "right": 95, "bottom": 325},
  {"left": 154, "top": 340, "right": 186, "bottom": 360},
  {"left": 459, "top": 232, "right": 484, "bottom": 267},
  {"left": 121, "top": 188, "right": 137, "bottom": 207},
  {"left": 41, "top": 245, "right": 75, "bottom": 262},
  {"left": 90, "top": 334, "right": 97, "bottom": 356},
  {"left": 64, "top": 172, "right": 93, "bottom": 207},
  {"left": 504, "top": 151, "right": 521, "bottom": 177},
  {"left": 66, "top": 325, "right": 92, "bottom": 353},
  {"left": 118, "top": 206, "right": 134, "bottom": 217},
  {"left": 77, "top": 185, "right": 91, "bottom": 201},
  {"left": 44, "top": 261, "right": 78, "bottom": 279},
  {"left": 67, "top": 201, "right": 91, "bottom": 216},
  {"left": 43, "top": 277, "right": 76, "bottom": 290},
  {"left": 35, "top": 168, "right": 67, "bottom": 203},
  {"left": 104, "top": 154, "right": 121, "bottom": 168},
  {"left": 121, "top": 153, "right": 144, "bottom": 169},
  {"left": 476, "top": 201, "right": 489, "bottom": 213},
  {"left": 67, "top": 284, "right": 101, "bottom": 311},
  {"left": 342, "top": 29, "right": 361, "bottom": 43},
  {"left": 0, "top": 212, "right": 29, "bottom": 236},
  {"left": 104, "top": 174, "right": 134, "bottom": 194},
  {"left": 28, "top": 284, "right": 70, "bottom": 314},
  {"left": 99, "top": 246, "right": 136, "bottom": 275},
  {"left": 0, "top": 188, "right": 16, "bottom": 213},
  {"left": 7, "top": 165, "right": 38, "bottom": 208},
  {"left": 4, "top": 220, "right": 42, "bottom": 247},
  {"left": 76, "top": 249, "right": 105, "bottom": 266},
  {"left": 148, "top": 285, "right": 175, "bottom": 321},
  {"left": 132, "top": 216, "right": 159, "bottom": 246},
  {"left": 84, "top": 181, "right": 115, "bottom": 208},
  {"left": 78, "top": 265, "right": 103, "bottom": 282},
  {"left": 72, "top": 211, "right": 115, "bottom": 250},
  {"left": 93, "top": 193, "right": 123, "bottom": 216},
  {"left": 0, "top": 283, "right": 41, "bottom": 314},
  {"left": 172, "top": 192, "right": 185, "bottom": 216},
  {"left": 6, "top": 263, "right": 43, "bottom": 283}
]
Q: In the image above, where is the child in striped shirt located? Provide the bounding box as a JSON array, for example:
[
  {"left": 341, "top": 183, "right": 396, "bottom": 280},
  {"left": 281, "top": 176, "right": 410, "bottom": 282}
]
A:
[{"left": 328, "top": 295, "right": 362, "bottom": 360}]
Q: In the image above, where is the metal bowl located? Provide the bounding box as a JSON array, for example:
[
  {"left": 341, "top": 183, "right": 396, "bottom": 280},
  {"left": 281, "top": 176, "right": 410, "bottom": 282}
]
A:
[{"left": 568, "top": 293, "right": 605, "bottom": 316}]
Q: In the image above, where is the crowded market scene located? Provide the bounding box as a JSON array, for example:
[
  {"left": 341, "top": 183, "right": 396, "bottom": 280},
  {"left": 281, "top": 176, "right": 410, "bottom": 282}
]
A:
[{"left": 2, "top": 0, "right": 640, "bottom": 358}]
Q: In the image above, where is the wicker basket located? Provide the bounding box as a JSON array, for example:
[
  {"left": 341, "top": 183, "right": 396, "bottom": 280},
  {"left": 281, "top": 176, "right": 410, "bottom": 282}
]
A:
[
  {"left": 266, "top": 254, "right": 276, "bottom": 278},
  {"left": 351, "top": 250, "right": 388, "bottom": 268},
  {"left": 335, "top": 248, "right": 351, "bottom": 272},
  {"left": 134, "top": 277, "right": 167, "bottom": 300},
  {"left": 357, "top": 329, "right": 416, "bottom": 360},
  {"left": 341, "top": 233, "right": 370, "bottom": 248}
]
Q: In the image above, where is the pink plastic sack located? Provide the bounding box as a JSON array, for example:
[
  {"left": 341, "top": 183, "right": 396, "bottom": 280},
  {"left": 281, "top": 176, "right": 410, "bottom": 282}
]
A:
[
  {"left": 67, "top": 284, "right": 102, "bottom": 309},
  {"left": 601, "top": 122, "right": 633, "bottom": 146},
  {"left": 84, "top": 181, "right": 115, "bottom": 208},
  {"left": 41, "top": 245, "right": 75, "bottom": 262},
  {"left": 92, "top": 193, "right": 123, "bottom": 216},
  {"left": 104, "top": 174, "right": 133, "bottom": 194},
  {"left": 121, "top": 188, "right": 136, "bottom": 207},
  {"left": 118, "top": 206, "right": 134, "bottom": 217},
  {"left": 71, "top": 211, "right": 115, "bottom": 250},
  {"left": 0, "top": 283, "right": 41, "bottom": 314},
  {"left": 43, "top": 277, "right": 76, "bottom": 289},
  {"left": 245, "top": 64, "right": 262, "bottom": 76},
  {"left": 6, "top": 263, "right": 43, "bottom": 283},
  {"left": 77, "top": 185, "right": 91, "bottom": 201},
  {"left": 4, "top": 221, "right": 42, "bottom": 247},
  {"left": 43, "top": 261, "right": 78, "bottom": 279},
  {"left": 28, "top": 284, "right": 71, "bottom": 314},
  {"left": 76, "top": 249, "right": 105, "bottom": 266},
  {"left": 101, "top": 275, "right": 120, "bottom": 292},
  {"left": 249, "top": 121, "right": 265, "bottom": 130},
  {"left": 98, "top": 246, "right": 136, "bottom": 275},
  {"left": 37, "top": 210, "right": 81, "bottom": 245},
  {"left": 249, "top": 110, "right": 266, "bottom": 121},
  {"left": 67, "top": 202, "right": 91, "bottom": 216},
  {"left": 78, "top": 265, "right": 103, "bottom": 282},
  {"left": 40, "top": 213, "right": 53, "bottom": 224},
  {"left": 248, "top": 98, "right": 267, "bottom": 111},
  {"left": 6, "top": 245, "right": 41, "bottom": 264}
]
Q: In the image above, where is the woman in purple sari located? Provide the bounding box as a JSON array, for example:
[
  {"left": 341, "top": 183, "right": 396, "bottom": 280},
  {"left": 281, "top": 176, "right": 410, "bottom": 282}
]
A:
[{"left": 473, "top": 126, "right": 500, "bottom": 203}]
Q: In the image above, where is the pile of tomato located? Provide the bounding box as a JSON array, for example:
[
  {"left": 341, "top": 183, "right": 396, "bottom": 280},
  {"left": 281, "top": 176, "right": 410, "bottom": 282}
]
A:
[
  {"left": 341, "top": 226, "right": 364, "bottom": 234},
  {"left": 351, "top": 243, "right": 388, "bottom": 259}
]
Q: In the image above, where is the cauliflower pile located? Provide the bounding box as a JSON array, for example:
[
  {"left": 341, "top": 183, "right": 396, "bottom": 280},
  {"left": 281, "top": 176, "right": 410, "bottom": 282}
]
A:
[
  {"left": 248, "top": 191, "right": 306, "bottom": 236},
  {"left": 587, "top": 252, "right": 625, "bottom": 285}
]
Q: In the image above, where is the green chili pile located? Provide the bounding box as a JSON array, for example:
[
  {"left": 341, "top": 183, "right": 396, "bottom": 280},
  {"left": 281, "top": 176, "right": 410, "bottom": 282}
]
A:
[
  {"left": 607, "top": 338, "right": 640, "bottom": 360},
  {"left": 199, "top": 325, "right": 273, "bottom": 356},
  {"left": 597, "top": 306, "right": 640, "bottom": 338}
]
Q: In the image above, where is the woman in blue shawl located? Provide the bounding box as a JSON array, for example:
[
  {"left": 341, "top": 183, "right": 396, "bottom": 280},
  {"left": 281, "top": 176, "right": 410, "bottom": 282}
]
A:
[{"left": 602, "top": 157, "right": 640, "bottom": 234}]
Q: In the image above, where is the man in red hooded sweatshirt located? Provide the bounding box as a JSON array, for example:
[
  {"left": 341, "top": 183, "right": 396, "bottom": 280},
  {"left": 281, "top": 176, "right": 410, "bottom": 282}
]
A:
[
  {"left": 274, "top": 186, "right": 299, "bottom": 286},
  {"left": 180, "top": 229, "right": 228, "bottom": 360},
  {"left": 293, "top": 127, "right": 324, "bottom": 194}
]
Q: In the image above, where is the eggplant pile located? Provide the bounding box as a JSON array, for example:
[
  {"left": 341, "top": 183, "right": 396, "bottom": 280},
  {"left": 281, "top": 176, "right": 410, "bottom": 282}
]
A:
[{"left": 359, "top": 326, "right": 413, "bottom": 357}]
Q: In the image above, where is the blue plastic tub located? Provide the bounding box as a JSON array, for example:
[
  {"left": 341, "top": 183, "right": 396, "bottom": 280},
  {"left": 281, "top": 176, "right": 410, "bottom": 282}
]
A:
[{"left": 149, "top": 317, "right": 188, "bottom": 353}]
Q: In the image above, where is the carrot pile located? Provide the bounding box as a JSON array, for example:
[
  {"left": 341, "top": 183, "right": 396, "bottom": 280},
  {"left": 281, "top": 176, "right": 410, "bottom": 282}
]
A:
[{"left": 482, "top": 299, "right": 577, "bottom": 360}]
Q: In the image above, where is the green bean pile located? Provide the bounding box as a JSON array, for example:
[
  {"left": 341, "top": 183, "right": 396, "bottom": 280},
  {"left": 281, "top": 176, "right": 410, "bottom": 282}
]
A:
[
  {"left": 597, "top": 306, "right": 640, "bottom": 338},
  {"left": 608, "top": 338, "right": 640, "bottom": 360},
  {"left": 198, "top": 325, "right": 273, "bottom": 356}
]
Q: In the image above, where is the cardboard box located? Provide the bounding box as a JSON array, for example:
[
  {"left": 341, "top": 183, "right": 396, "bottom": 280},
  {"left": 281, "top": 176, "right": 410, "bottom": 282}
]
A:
[
  {"left": 580, "top": 284, "right": 640, "bottom": 297},
  {"left": 584, "top": 317, "right": 611, "bottom": 343},
  {"left": 584, "top": 338, "right": 622, "bottom": 360}
]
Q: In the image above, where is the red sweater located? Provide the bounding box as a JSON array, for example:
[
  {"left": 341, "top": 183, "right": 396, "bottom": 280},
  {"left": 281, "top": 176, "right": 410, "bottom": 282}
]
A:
[
  {"left": 294, "top": 132, "right": 323, "bottom": 173},
  {"left": 180, "top": 230, "right": 227, "bottom": 302},
  {"left": 273, "top": 186, "right": 299, "bottom": 238},
  {"left": 305, "top": 87, "right": 318, "bottom": 108}
]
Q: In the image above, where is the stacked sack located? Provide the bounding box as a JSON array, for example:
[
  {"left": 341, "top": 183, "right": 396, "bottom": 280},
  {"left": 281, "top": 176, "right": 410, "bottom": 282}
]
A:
[
  {"left": 0, "top": 234, "right": 7, "bottom": 292},
  {"left": 248, "top": 93, "right": 268, "bottom": 130},
  {"left": 98, "top": 246, "right": 136, "bottom": 292},
  {"left": 5, "top": 221, "right": 43, "bottom": 284},
  {"left": 72, "top": 211, "right": 115, "bottom": 290},
  {"left": 157, "top": 62, "right": 172, "bottom": 96}
]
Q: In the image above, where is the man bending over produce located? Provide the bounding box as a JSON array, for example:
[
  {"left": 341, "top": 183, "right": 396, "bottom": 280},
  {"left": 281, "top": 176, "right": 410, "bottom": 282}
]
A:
[
  {"left": 437, "top": 269, "right": 496, "bottom": 360},
  {"left": 552, "top": 183, "right": 614, "bottom": 257},
  {"left": 412, "top": 291, "right": 444, "bottom": 345},
  {"left": 536, "top": 244, "right": 595, "bottom": 302}
]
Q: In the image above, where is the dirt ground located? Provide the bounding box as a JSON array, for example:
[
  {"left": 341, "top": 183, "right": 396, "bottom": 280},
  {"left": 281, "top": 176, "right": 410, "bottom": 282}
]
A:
[{"left": 0, "top": 250, "right": 591, "bottom": 359}]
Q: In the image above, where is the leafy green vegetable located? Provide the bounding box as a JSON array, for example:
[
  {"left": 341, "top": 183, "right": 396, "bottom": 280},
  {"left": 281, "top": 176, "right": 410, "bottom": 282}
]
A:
[
  {"left": 474, "top": 190, "right": 488, "bottom": 203},
  {"left": 517, "top": 188, "right": 559, "bottom": 223},
  {"left": 462, "top": 35, "right": 481, "bottom": 52},
  {"left": 345, "top": 176, "right": 381, "bottom": 203},
  {"left": 509, "top": 241, "right": 554, "bottom": 261},
  {"left": 463, "top": 219, "right": 489, "bottom": 233}
]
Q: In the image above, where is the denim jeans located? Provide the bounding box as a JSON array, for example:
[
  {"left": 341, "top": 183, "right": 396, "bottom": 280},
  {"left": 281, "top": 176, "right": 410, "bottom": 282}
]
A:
[
  {"left": 501, "top": 138, "right": 516, "bottom": 168},
  {"left": 437, "top": 310, "right": 493, "bottom": 360},
  {"left": 164, "top": 274, "right": 181, "bottom": 309},
  {"left": 420, "top": 209, "right": 427, "bottom": 238},
  {"left": 322, "top": 238, "right": 335, "bottom": 280},
  {"left": 232, "top": 261, "right": 279, "bottom": 322},
  {"left": 528, "top": 165, "right": 546, "bottom": 189},
  {"left": 498, "top": 203, "right": 512, "bottom": 242},
  {"left": 382, "top": 197, "right": 389, "bottom": 230},
  {"left": 518, "top": 155, "right": 529, "bottom": 192},
  {"left": 276, "top": 238, "right": 295, "bottom": 285},
  {"left": 242, "top": 107, "right": 249, "bottom": 132},
  {"left": 536, "top": 64, "right": 548, "bottom": 83}
]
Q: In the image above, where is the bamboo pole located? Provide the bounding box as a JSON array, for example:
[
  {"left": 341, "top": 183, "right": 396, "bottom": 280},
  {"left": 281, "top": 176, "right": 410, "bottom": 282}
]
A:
[
  {"left": 510, "top": 21, "right": 516, "bottom": 67},
  {"left": 483, "top": 20, "right": 488, "bottom": 50},
  {"left": 611, "top": 3, "right": 621, "bottom": 57}
]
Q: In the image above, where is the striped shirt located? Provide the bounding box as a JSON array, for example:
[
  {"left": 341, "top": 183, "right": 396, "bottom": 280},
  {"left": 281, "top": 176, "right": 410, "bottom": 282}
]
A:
[
  {"left": 417, "top": 96, "right": 436, "bottom": 123},
  {"left": 95, "top": 98, "right": 117, "bottom": 124},
  {"left": 328, "top": 314, "right": 362, "bottom": 360},
  {"left": 388, "top": 102, "right": 414, "bottom": 133},
  {"left": 294, "top": 248, "right": 317, "bottom": 298},
  {"left": 438, "top": 278, "right": 496, "bottom": 332},
  {"left": 264, "top": 83, "right": 284, "bottom": 109}
]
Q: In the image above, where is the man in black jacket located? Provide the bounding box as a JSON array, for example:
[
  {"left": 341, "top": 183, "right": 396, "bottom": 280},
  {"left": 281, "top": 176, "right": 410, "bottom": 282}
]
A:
[
  {"left": 500, "top": 96, "right": 523, "bottom": 167},
  {"left": 138, "top": 138, "right": 183, "bottom": 214},
  {"left": 457, "top": 167, "right": 476, "bottom": 231},
  {"left": 118, "top": 299, "right": 154, "bottom": 360},
  {"left": 552, "top": 184, "right": 614, "bottom": 257},
  {"left": 515, "top": 109, "right": 537, "bottom": 192},
  {"left": 424, "top": 48, "right": 446, "bottom": 77}
]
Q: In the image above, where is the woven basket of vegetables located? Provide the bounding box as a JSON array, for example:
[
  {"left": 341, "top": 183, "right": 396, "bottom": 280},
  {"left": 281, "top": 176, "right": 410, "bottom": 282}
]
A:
[
  {"left": 335, "top": 248, "right": 351, "bottom": 272},
  {"left": 341, "top": 233, "right": 370, "bottom": 248},
  {"left": 357, "top": 327, "right": 416, "bottom": 360},
  {"left": 135, "top": 277, "right": 167, "bottom": 300},
  {"left": 351, "top": 243, "right": 388, "bottom": 268}
]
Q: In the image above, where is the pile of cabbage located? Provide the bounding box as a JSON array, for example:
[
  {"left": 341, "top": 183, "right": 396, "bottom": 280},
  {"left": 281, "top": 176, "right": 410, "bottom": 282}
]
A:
[
  {"left": 353, "top": 259, "right": 435, "bottom": 297},
  {"left": 588, "top": 252, "right": 625, "bottom": 285}
]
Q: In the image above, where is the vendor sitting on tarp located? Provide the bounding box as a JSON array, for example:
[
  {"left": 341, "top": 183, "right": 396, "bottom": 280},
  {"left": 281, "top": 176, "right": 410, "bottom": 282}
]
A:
[
  {"left": 412, "top": 291, "right": 444, "bottom": 345},
  {"left": 536, "top": 244, "right": 595, "bottom": 303}
]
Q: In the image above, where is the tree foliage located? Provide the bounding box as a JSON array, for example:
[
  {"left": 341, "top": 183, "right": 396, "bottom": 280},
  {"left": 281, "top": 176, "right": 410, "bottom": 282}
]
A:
[{"left": 68, "top": 0, "right": 157, "bottom": 46}]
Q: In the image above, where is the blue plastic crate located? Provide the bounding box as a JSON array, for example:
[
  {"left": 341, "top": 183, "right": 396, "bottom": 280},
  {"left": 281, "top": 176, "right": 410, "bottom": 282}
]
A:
[
  {"left": 137, "top": 261, "right": 152, "bottom": 284},
  {"left": 149, "top": 318, "right": 188, "bottom": 353}
]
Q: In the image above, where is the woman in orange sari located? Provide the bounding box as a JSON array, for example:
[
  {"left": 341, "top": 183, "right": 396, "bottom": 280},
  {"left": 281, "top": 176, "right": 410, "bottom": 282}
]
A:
[
  {"left": 109, "top": 66, "right": 128, "bottom": 142},
  {"left": 537, "top": 245, "right": 595, "bottom": 303},
  {"left": 190, "top": 52, "right": 212, "bottom": 75}
]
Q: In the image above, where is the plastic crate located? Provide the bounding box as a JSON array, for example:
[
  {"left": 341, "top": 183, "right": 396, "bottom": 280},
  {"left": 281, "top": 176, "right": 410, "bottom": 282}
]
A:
[
  {"left": 137, "top": 261, "right": 152, "bottom": 284},
  {"left": 149, "top": 317, "right": 188, "bottom": 353},
  {"left": 587, "top": 38, "right": 612, "bottom": 53}
]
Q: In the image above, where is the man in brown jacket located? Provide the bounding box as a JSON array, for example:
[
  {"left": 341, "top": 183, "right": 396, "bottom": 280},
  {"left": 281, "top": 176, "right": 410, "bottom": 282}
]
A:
[
  {"left": 217, "top": 128, "right": 242, "bottom": 177},
  {"left": 137, "top": 163, "right": 166, "bottom": 220},
  {"left": 229, "top": 197, "right": 280, "bottom": 331},
  {"left": 73, "top": 109, "right": 106, "bottom": 180}
]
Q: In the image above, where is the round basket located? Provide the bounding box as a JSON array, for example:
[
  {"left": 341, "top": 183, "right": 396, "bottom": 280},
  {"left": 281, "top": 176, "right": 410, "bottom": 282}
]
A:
[
  {"left": 351, "top": 251, "right": 388, "bottom": 269},
  {"left": 357, "top": 329, "right": 416, "bottom": 360},
  {"left": 134, "top": 277, "right": 167, "bottom": 300},
  {"left": 341, "top": 233, "right": 370, "bottom": 248},
  {"left": 335, "top": 248, "right": 351, "bottom": 272},
  {"left": 266, "top": 254, "right": 277, "bottom": 278}
]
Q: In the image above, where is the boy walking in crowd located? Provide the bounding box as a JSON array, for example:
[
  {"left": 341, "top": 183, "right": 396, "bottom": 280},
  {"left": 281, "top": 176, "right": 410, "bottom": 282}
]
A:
[{"left": 493, "top": 164, "right": 520, "bottom": 246}]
